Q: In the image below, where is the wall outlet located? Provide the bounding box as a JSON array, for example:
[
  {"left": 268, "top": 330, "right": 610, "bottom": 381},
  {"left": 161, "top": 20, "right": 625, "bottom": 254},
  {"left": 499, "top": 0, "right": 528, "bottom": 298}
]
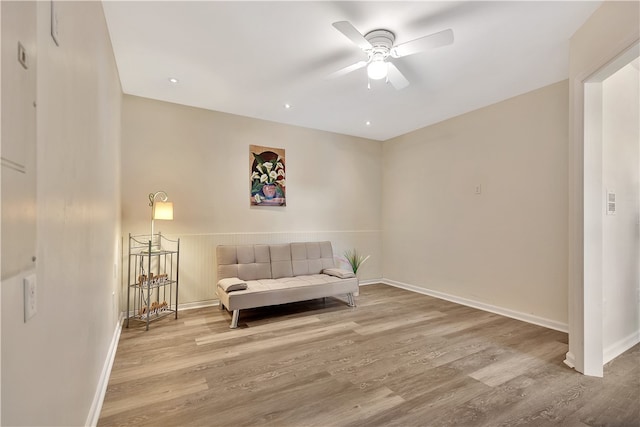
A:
[
  {"left": 475, "top": 184, "right": 482, "bottom": 195},
  {"left": 24, "top": 274, "right": 37, "bottom": 322}
]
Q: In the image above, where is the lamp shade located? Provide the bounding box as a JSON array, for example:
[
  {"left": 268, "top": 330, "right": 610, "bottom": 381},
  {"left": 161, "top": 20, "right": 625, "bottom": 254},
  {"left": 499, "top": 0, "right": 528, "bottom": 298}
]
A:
[
  {"left": 367, "top": 60, "right": 388, "bottom": 80},
  {"left": 153, "top": 201, "right": 174, "bottom": 220}
]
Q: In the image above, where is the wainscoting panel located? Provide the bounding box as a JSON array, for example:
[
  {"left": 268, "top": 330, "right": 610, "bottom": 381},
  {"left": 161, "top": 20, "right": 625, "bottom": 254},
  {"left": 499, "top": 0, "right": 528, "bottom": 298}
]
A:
[{"left": 125, "top": 230, "right": 381, "bottom": 307}]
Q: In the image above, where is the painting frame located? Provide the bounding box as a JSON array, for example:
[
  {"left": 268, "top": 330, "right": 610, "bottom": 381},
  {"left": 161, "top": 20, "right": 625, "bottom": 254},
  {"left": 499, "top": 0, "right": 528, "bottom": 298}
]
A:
[{"left": 250, "top": 145, "right": 286, "bottom": 206}]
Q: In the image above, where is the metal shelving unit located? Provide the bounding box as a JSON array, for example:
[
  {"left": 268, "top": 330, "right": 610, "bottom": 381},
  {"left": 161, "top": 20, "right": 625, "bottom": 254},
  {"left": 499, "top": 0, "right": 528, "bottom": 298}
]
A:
[{"left": 126, "top": 233, "right": 180, "bottom": 330}]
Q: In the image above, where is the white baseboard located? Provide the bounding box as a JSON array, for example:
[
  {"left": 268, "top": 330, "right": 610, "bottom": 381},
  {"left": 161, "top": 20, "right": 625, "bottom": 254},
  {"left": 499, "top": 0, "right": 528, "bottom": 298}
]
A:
[
  {"left": 178, "top": 299, "right": 219, "bottom": 311},
  {"left": 85, "top": 312, "right": 124, "bottom": 427},
  {"left": 603, "top": 330, "right": 640, "bottom": 364},
  {"left": 380, "top": 278, "right": 568, "bottom": 333},
  {"left": 564, "top": 351, "right": 576, "bottom": 369},
  {"left": 121, "top": 299, "right": 220, "bottom": 319}
]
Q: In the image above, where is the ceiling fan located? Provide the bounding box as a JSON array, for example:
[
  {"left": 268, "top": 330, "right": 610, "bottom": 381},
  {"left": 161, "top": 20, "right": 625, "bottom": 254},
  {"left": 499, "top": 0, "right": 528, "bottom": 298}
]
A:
[{"left": 328, "top": 21, "right": 454, "bottom": 90}]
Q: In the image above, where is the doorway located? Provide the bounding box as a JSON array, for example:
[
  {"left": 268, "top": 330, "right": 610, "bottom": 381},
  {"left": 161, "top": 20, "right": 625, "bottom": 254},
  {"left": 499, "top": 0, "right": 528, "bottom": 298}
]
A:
[{"left": 580, "top": 43, "right": 639, "bottom": 377}]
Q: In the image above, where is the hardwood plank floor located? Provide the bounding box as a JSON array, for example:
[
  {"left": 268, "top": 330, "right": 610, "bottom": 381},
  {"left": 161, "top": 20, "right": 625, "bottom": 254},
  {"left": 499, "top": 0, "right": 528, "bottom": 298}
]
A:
[{"left": 99, "top": 284, "right": 639, "bottom": 427}]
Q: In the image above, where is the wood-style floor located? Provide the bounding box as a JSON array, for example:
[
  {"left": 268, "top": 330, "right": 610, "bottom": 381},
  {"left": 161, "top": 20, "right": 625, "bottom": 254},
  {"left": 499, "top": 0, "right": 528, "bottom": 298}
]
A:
[{"left": 99, "top": 284, "right": 639, "bottom": 427}]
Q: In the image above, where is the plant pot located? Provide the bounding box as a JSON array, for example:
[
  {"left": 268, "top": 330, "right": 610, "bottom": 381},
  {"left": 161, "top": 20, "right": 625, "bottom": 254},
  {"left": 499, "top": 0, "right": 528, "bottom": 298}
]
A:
[{"left": 262, "top": 184, "right": 277, "bottom": 199}]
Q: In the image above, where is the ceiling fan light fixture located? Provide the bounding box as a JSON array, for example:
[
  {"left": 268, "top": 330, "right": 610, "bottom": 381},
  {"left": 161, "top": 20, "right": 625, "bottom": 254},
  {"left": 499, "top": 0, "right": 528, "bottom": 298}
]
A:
[{"left": 367, "top": 60, "right": 388, "bottom": 80}]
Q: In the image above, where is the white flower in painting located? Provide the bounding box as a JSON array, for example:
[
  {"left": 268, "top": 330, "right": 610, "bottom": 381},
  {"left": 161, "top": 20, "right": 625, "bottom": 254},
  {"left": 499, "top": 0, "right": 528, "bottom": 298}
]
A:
[
  {"left": 263, "top": 162, "right": 273, "bottom": 171},
  {"left": 256, "top": 164, "right": 263, "bottom": 174},
  {"left": 269, "top": 170, "right": 278, "bottom": 180},
  {"left": 276, "top": 162, "right": 284, "bottom": 170},
  {"left": 260, "top": 174, "right": 268, "bottom": 183},
  {"left": 277, "top": 179, "right": 286, "bottom": 187},
  {"left": 254, "top": 194, "right": 262, "bottom": 204},
  {"left": 277, "top": 169, "right": 285, "bottom": 178},
  {"left": 251, "top": 171, "right": 260, "bottom": 180}
]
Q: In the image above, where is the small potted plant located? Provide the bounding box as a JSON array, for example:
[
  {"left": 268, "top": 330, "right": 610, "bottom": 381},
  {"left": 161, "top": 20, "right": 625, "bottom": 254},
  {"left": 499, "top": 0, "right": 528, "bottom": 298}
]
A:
[{"left": 344, "top": 249, "right": 370, "bottom": 276}]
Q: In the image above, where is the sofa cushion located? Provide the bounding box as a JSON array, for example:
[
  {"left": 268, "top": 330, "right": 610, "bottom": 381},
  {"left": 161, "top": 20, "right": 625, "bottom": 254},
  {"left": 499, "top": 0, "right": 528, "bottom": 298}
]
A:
[
  {"left": 270, "top": 244, "right": 293, "bottom": 279},
  {"left": 218, "top": 277, "right": 248, "bottom": 292},
  {"left": 217, "top": 244, "right": 272, "bottom": 281},
  {"left": 291, "top": 242, "right": 335, "bottom": 276},
  {"left": 323, "top": 268, "right": 355, "bottom": 279},
  {"left": 217, "top": 274, "right": 359, "bottom": 311},
  {"left": 217, "top": 245, "right": 239, "bottom": 265}
]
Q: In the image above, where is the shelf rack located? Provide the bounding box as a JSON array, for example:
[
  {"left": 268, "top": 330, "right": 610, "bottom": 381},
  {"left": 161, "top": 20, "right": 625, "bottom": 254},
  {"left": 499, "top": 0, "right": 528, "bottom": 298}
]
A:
[{"left": 126, "top": 233, "right": 180, "bottom": 331}]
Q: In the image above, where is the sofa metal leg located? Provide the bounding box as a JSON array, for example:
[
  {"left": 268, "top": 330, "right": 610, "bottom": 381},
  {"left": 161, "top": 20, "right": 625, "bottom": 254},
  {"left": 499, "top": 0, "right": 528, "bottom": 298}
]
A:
[
  {"left": 230, "top": 310, "right": 239, "bottom": 329},
  {"left": 218, "top": 301, "right": 224, "bottom": 310},
  {"left": 347, "top": 293, "right": 356, "bottom": 307}
]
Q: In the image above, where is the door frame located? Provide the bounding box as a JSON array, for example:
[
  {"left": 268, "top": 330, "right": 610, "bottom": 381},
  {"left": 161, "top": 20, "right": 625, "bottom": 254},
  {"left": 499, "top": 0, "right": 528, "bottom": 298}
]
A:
[{"left": 566, "top": 41, "right": 639, "bottom": 377}]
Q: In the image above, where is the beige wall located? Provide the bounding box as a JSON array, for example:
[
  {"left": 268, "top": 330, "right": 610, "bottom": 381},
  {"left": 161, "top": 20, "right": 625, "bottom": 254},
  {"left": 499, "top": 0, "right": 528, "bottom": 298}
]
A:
[
  {"left": 382, "top": 80, "right": 569, "bottom": 325},
  {"left": 602, "top": 62, "right": 639, "bottom": 361},
  {"left": 1, "top": 1, "right": 122, "bottom": 425},
  {"left": 121, "top": 95, "right": 383, "bottom": 305},
  {"left": 1, "top": 1, "right": 37, "bottom": 280}
]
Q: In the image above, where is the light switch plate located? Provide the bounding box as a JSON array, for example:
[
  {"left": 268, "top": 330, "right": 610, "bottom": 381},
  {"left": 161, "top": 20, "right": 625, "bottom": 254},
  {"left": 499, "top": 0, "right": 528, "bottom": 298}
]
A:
[
  {"left": 606, "top": 190, "right": 616, "bottom": 215},
  {"left": 24, "top": 274, "right": 37, "bottom": 322}
]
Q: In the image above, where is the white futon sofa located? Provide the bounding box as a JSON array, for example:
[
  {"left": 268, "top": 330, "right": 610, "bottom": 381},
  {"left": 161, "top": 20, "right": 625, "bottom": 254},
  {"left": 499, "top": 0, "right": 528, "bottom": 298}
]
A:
[{"left": 216, "top": 241, "right": 358, "bottom": 328}]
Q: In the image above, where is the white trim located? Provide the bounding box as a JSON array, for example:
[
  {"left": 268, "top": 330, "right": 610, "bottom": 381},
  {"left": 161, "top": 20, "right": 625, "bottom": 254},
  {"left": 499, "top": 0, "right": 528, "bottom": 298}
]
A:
[
  {"left": 85, "top": 313, "right": 124, "bottom": 427},
  {"left": 603, "top": 330, "right": 640, "bottom": 365},
  {"left": 121, "top": 299, "right": 220, "bottom": 319},
  {"left": 582, "top": 79, "right": 605, "bottom": 377},
  {"left": 564, "top": 351, "right": 576, "bottom": 369},
  {"left": 178, "top": 299, "right": 219, "bottom": 311},
  {"left": 167, "top": 230, "right": 382, "bottom": 237},
  {"left": 358, "top": 279, "right": 380, "bottom": 286},
  {"left": 380, "top": 278, "right": 568, "bottom": 333}
]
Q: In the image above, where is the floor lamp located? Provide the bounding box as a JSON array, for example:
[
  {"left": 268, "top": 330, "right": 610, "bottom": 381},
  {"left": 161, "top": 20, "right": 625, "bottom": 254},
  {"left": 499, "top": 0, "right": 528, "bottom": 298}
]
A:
[{"left": 149, "top": 191, "right": 173, "bottom": 248}]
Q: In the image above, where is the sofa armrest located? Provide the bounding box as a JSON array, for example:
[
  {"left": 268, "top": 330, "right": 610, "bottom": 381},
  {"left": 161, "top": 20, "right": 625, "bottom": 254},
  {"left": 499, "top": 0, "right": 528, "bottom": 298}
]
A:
[
  {"left": 218, "top": 277, "right": 248, "bottom": 292},
  {"left": 323, "top": 268, "right": 355, "bottom": 279}
]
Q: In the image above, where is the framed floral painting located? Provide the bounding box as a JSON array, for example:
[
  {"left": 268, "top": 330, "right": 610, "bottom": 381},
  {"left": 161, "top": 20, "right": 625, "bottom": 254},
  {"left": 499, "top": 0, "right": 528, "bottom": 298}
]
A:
[{"left": 250, "top": 145, "right": 286, "bottom": 206}]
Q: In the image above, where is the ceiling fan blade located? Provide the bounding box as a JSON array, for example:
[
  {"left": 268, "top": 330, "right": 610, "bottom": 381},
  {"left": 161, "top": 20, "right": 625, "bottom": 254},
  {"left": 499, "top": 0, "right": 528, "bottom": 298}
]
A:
[
  {"left": 332, "top": 21, "right": 372, "bottom": 50},
  {"left": 391, "top": 28, "right": 454, "bottom": 58},
  {"left": 326, "top": 60, "right": 368, "bottom": 79},
  {"left": 387, "top": 63, "right": 409, "bottom": 90}
]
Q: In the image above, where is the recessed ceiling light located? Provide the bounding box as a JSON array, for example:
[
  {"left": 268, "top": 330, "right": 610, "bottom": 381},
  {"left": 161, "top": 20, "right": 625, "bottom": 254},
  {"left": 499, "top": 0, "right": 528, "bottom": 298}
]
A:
[
  {"left": 168, "top": 77, "right": 179, "bottom": 84},
  {"left": 284, "top": 103, "right": 292, "bottom": 109},
  {"left": 365, "top": 121, "right": 371, "bottom": 126}
]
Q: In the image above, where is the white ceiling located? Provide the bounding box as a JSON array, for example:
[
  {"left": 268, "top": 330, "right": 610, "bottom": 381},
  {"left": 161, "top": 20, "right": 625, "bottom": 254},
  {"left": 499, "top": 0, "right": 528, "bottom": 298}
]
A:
[{"left": 102, "top": 1, "right": 602, "bottom": 141}]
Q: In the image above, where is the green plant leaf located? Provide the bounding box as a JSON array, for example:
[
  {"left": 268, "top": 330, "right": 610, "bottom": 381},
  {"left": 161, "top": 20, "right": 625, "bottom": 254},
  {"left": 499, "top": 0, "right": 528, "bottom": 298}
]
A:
[
  {"left": 251, "top": 182, "right": 264, "bottom": 194},
  {"left": 252, "top": 152, "right": 265, "bottom": 165},
  {"left": 344, "top": 248, "right": 369, "bottom": 274}
]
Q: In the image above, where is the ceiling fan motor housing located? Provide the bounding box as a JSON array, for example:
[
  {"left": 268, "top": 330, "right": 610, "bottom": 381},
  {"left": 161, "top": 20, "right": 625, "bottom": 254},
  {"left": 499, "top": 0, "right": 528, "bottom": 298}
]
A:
[{"left": 364, "top": 29, "right": 395, "bottom": 60}]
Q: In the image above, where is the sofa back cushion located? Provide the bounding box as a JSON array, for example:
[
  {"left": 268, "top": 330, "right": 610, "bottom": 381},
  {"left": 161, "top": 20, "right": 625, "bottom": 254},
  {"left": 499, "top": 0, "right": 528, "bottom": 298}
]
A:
[
  {"left": 217, "top": 241, "right": 338, "bottom": 281},
  {"left": 217, "top": 244, "right": 272, "bottom": 280},
  {"left": 291, "top": 241, "right": 335, "bottom": 276},
  {"left": 270, "top": 244, "right": 293, "bottom": 279}
]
